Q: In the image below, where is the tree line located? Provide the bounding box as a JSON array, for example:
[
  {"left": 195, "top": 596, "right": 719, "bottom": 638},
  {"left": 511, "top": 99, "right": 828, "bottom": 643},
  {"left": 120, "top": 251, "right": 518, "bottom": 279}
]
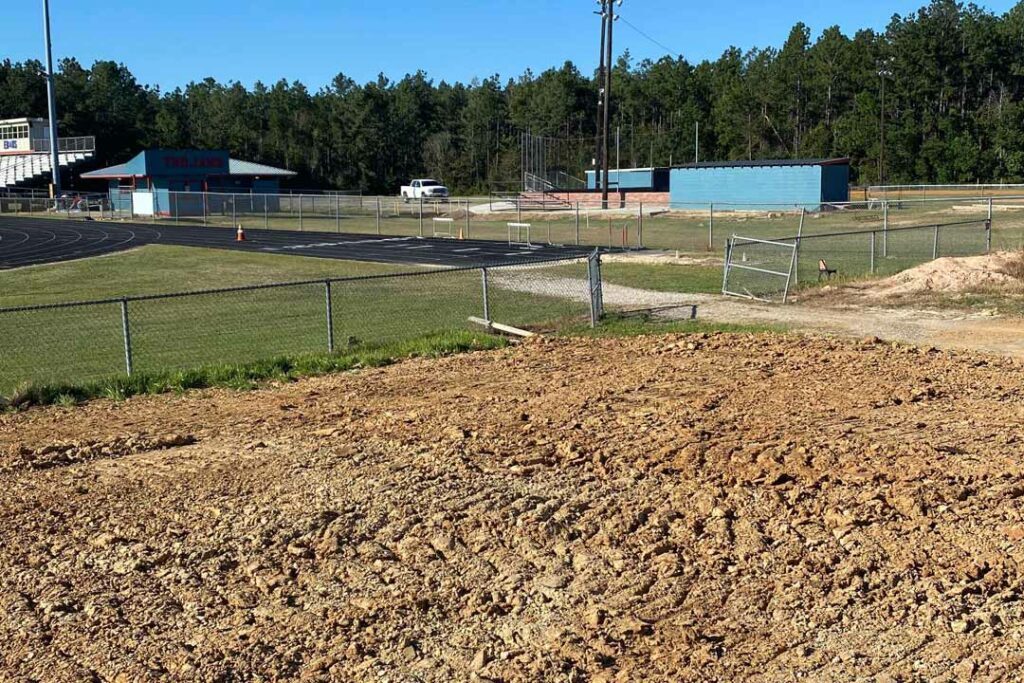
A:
[{"left": 2, "top": 0, "right": 1024, "bottom": 193}]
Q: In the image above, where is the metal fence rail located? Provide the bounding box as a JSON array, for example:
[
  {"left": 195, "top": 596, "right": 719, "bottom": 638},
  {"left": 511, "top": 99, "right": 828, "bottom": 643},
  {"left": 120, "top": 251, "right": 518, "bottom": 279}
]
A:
[
  {"left": 0, "top": 253, "right": 603, "bottom": 393},
  {"left": 722, "top": 219, "right": 992, "bottom": 302}
]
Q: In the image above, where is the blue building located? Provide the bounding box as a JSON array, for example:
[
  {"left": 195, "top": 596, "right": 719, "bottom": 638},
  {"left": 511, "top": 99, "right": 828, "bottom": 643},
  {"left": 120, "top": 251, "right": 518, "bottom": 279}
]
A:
[
  {"left": 668, "top": 159, "right": 849, "bottom": 209},
  {"left": 81, "top": 149, "right": 296, "bottom": 216},
  {"left": 584, "top": 158, "right": 850, "bottom": 209}
]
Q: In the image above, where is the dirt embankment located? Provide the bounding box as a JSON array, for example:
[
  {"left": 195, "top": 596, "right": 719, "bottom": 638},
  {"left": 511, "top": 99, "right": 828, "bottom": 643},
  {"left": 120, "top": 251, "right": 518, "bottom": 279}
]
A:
[
  {"left": 2, "top": 334, "right": 1024, "bottom": 681},
  {"left": 838, "top": 251, "right": 1024, "bottom": 300}
]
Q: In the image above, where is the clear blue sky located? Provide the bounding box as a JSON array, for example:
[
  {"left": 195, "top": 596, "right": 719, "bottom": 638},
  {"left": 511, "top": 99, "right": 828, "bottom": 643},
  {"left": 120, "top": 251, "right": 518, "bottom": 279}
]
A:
[{"left": 4, "top": 0, "right": 1018, "bottom": 91}]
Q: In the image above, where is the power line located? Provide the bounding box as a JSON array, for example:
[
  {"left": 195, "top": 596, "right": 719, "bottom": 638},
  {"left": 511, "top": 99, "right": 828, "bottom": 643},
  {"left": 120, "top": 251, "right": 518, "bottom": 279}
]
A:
[{"left": 618, "top": 15, "right": 680, "bottom": 57}]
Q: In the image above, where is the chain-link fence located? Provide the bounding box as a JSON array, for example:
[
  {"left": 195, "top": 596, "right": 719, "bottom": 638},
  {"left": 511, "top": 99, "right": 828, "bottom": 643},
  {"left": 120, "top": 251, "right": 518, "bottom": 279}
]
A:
[
  {"left": 723, "top": 219, "right": 992, "bottom": 302},
  {"left": 0, "top": 253, "right": 603, "bottom": 394},
  {"left": 5, "top": 188, "right": 1024, "bottom": 256}
]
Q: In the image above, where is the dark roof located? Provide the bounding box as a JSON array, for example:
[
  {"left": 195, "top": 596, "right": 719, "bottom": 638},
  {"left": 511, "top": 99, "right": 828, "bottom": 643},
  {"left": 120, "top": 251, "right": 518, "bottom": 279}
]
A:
[{"left": 672, "top": 158, "right": 849, "bottom": 170}]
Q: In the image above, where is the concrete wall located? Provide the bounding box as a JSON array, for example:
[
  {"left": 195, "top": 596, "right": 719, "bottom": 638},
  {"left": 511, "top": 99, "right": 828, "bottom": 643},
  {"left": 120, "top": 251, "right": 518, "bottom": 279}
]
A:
[{"left": 669, "top": 165, "right": 825, "bottom": 209}]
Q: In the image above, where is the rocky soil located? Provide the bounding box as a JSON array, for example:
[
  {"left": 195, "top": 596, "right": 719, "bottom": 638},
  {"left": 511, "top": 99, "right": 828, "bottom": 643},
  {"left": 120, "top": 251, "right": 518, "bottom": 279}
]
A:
[{"left": 2, "top": 333, "right": 1024, "bottom": 682}]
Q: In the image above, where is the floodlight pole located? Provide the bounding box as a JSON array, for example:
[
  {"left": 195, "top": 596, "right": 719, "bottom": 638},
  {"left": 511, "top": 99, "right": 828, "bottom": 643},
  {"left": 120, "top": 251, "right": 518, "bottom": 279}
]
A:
[
  {"left": 878, "top": 60, "right": 892, "bottom": 189},
  {"left": 595, "top": 2, "right": 607, "bottom": 193},
  {"left": 42, "top": 0, "right": 61, "bottom": 196},
  {"left": 601, "top": 1, "right": 617, "bottom": 210}
]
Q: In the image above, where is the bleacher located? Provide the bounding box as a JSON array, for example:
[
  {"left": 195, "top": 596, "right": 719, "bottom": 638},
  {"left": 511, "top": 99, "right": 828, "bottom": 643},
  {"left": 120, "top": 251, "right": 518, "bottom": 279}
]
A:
[
  {"left": 0, "top": 118, "right": 96, "bottom": 190},
  {"left": 0, "top": 152, "right": 94, "bottom": 189}
]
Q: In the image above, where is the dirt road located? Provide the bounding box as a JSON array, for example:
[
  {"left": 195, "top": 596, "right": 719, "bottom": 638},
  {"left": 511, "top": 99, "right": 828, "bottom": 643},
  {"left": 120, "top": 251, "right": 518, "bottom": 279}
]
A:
[{"left": 2, "top": 334, "right": 1024, "bottom": 681}]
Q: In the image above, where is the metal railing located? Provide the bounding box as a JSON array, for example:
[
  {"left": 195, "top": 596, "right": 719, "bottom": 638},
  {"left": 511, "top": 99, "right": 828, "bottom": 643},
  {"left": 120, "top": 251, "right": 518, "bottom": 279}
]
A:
[{"left": 0, "top": 253, "right": 604, "bottom": 393}]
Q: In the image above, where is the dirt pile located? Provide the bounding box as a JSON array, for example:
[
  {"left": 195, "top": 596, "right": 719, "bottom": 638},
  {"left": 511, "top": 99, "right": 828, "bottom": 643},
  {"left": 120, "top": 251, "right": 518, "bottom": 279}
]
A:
[
  {"left": 855, "top": 251, "right": 1024, "bottom": 298},
  {"left": 2, "top": 334, "right": 1024, "bottom": 681}
]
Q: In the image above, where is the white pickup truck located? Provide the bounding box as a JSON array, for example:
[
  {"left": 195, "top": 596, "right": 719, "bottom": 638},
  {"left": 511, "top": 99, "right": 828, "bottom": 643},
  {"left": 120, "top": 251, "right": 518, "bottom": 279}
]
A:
[{"left": 401, "top": 179, "right": 449, "bottom": 202}]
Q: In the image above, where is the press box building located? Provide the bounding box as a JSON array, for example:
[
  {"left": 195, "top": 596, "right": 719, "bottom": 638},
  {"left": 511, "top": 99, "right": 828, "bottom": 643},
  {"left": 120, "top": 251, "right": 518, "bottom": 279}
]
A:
[{"left": 81, "top": 149, "right": 296, "bottom": 216}]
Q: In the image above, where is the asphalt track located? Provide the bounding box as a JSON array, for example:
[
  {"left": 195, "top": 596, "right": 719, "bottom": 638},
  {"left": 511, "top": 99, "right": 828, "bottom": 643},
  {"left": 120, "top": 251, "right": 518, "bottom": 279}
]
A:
[{"left": 0, "top": 216, "right": 592, "bottom": 270}]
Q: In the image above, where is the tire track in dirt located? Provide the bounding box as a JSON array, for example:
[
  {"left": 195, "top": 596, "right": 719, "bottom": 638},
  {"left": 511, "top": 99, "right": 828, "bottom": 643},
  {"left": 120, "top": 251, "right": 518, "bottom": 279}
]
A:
[{"left": 2, "top": 334, "right": 1024, "bottom": 680}]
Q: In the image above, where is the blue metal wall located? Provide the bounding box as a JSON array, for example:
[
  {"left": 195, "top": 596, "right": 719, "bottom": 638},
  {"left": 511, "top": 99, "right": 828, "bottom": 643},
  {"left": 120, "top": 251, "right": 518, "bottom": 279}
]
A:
[
  {"left": 585, "top": 168, "right": 655, "bottom": 190},
  {"left": 669, "top": 165, "right": 825, "bottom": 208}
]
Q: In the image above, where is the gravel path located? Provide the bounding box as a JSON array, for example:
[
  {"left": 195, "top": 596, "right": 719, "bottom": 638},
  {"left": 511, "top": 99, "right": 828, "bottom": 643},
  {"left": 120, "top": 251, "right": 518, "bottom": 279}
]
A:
[{"left": 494, "top": 272, "right": 1024, "bottom": 358}]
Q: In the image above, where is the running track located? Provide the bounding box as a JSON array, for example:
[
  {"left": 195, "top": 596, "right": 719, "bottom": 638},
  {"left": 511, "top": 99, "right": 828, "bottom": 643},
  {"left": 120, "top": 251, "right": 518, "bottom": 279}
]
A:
[{"left": 0, "top": 216, "right": 592, "bottom": 270}]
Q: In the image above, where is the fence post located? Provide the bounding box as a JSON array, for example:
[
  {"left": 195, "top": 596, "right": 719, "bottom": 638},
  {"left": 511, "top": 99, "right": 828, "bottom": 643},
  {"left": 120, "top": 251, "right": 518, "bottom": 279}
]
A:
[
  {"left": 791, "top": 208, "right": 805, "bottom": 285},
  {"left": 870, "top": 231, "right": 876, "bottom": 274},
  {"left": 324, "top": 280, "right": 335, "bottom": 353},
  {"left": 933, "top": 224, "right": 939, "bottom": 259},
  {"left": 588, "top": 251, "right": 603, "bottom": 327},
  {"left": 481, "top": 268, "right": 490, "bottom": 322},
  {"left": 202, "top": 191, "right": 207, "bottom": 226},
  {"left": 232, "top": 194, "right": 236, "bottom": 227},
  {"left": 335, "top": 193, "right": 341, "bottom": 233},
  {"left": 418, "top": 196, "right": 424, "bottom": 237},
  {"left": 173, "top": 192, "right": 178, "bottom": 224},
  {"left": 517, "top": 197, "right": 522, "bottom": 224},
  {"left": 721, "top": 237, "right": 732, "bottom": 294},
  {"left": 638, "top": 202, "right": 643, "bottom": 249},
  {"left": 120, "top": 298, "right": 134, "bottom": 376},
  {"left": 708, "top": 203, "right": 714, "bottom": 251},
  {"left": 464, "top": 200, "right": 470, "bottom": 239},
  {"left": 575, "top": 202, "right": 580, "bottom": 245},
  {"left": 376, "top": 196, "right": 382, "bottom": 235},
  {"left": 782, "top": 242, "right": 798, "bottom": 305},
  {"left": 986, "top": 219, "right": 992, "bottom": 253},
  {"left": 882, "top": 200, "right": 889, "bottom": 258},
  {"left": 988, "top": 196, "right": 994, "bottom": 225},
  {"left": 264, "top": 195, "right": 269, "bottom": 229}
]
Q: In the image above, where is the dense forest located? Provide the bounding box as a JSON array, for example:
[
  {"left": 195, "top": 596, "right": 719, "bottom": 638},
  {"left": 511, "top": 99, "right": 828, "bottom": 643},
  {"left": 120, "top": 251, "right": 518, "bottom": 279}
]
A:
[{"left": 3, "top": 0, "right": 1024, "bottom": 193}]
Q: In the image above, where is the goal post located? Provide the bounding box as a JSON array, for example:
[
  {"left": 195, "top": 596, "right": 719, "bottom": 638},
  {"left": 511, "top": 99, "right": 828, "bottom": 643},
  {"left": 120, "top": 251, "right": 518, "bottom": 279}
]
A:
[
  {"left": 431, "top": 216, "right": 455, "bottom": 238},
  {"left": 507, "top": 222, "right": 532, "bottom": 246}
]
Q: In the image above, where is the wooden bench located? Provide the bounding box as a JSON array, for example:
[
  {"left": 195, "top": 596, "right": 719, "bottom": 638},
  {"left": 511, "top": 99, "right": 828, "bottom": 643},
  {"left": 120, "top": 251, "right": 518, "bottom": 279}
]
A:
[{"left": 818, "top": 259, "right": 838, "bottom": 281}]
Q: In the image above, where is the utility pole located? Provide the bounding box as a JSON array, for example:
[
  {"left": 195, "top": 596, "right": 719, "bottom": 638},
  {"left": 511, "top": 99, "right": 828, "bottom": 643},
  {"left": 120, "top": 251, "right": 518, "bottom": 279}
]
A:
[
  {"left": 42, "top": 0, "right": 61, "bottom": 196},
  {"left": 601, "top": 1, "right": 619, "bottom": 210},
  {"left": 595, "top": 2, "right": 607, "bottom": 192},
  {"left": 695, "top": 121, "right": 699, "bottom": 164}
]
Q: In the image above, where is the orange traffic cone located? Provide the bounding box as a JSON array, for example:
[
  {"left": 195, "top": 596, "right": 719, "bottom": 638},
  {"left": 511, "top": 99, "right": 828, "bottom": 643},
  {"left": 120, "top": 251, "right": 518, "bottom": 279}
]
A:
[
  {"left": 458, "top": 225, "right": 464, "bottom": 240},
  {"left": 236, "top": 224, "right": 246, "bottom": 241}
]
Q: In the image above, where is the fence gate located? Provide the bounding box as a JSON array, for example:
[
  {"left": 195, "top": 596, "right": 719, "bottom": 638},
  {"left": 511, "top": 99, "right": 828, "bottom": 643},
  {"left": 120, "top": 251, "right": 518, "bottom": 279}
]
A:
[{"left": 722, "top": 235, "right": 798, "bottom": 303}]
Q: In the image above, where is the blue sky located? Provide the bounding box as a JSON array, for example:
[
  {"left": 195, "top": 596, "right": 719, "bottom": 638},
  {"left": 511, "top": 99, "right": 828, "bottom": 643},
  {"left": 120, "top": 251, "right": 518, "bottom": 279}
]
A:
[{"left": 4, "top": 1, "right": 1018, "bottom": 91}]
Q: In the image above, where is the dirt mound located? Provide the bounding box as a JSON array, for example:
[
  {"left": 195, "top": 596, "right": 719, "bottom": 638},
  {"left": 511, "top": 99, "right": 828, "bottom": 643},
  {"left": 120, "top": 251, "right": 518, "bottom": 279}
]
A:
[
  {"left": 2, "top": 335, "right": 1024, "bottom": 681},
  {"left": 855, "top": 251, "right": 1024, "bottom": 298}
]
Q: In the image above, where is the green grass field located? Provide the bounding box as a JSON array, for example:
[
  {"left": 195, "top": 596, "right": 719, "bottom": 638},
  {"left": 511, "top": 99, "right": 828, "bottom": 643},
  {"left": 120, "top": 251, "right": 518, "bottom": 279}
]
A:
[{"left": 0, "top": 245, "right": 592, "bottom": 395}]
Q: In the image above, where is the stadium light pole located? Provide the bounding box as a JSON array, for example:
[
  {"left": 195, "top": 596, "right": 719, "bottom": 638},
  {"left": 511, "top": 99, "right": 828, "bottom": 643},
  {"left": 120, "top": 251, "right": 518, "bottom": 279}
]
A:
[
  {"left": 42, "top": 0, "right": 61, "bottom": 196},
  {"left": 595, "top": 1, "right": 607, "bottom": 193},
  {"left": 878, "top": 59, "right": 893, "bottom": 189}
]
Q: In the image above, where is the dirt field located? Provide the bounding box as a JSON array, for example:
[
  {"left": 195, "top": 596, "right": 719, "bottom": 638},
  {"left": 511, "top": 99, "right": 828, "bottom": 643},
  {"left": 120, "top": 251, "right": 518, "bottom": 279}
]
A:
[{"left": 2, "top": 333, "right": 1024, "bottom": 682}]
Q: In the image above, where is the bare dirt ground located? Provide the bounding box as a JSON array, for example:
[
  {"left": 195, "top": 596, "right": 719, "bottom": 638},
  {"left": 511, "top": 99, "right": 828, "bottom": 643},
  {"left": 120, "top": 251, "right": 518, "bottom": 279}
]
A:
[{"left": 2, "top": 333, "right": 1024, "bottom": 681}]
